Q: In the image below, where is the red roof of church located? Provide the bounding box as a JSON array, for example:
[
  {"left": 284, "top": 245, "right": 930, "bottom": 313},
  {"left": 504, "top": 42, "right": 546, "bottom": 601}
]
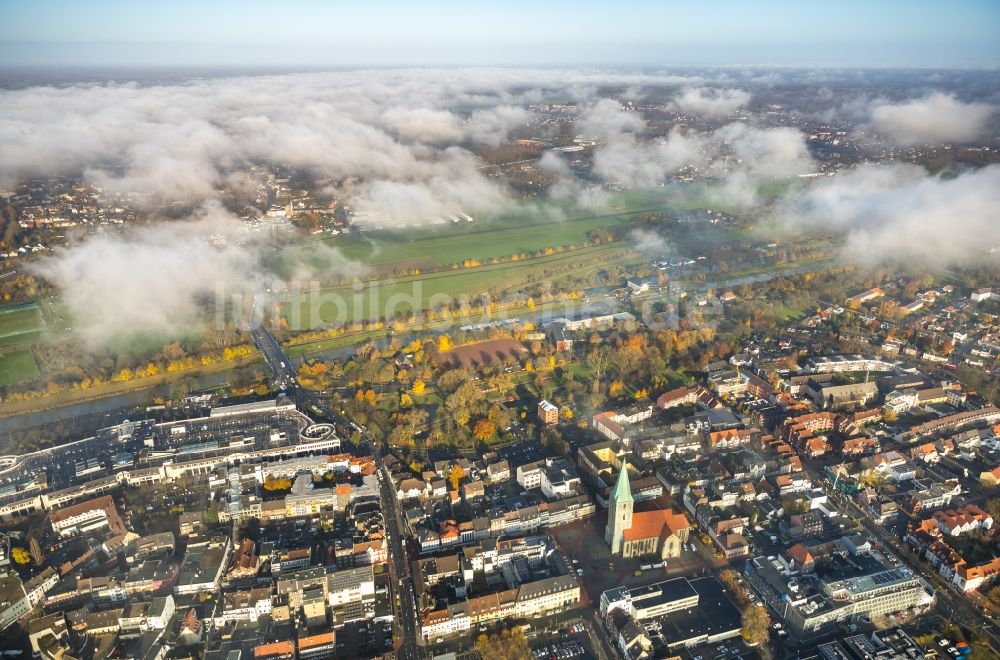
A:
[{"left": 622, "top": 509, "right": 689, "bottom": 543}]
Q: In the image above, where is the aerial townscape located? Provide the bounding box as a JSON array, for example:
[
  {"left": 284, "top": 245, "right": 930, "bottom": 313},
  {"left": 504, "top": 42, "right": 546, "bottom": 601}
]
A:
[{"left": 1, "top": 2, "right": 1000, "bottom": 660}]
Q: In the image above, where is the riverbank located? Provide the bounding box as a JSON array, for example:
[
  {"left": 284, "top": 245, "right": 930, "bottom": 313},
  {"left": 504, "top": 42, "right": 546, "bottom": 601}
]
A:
[
  {"left": 0, "top": 256, "right": 834, "bottom": 435},
  {"left": 0, "top": 353, "right": 263, "bottom": 421}
]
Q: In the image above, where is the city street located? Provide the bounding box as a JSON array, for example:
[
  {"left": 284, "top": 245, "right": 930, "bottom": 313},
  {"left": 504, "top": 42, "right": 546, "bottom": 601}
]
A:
[
  {"left": 252, "top": 317, "right": 424, "bottom": 659},
  {"left": 376, "top": 445, "right": 421, "bottom": 660}
]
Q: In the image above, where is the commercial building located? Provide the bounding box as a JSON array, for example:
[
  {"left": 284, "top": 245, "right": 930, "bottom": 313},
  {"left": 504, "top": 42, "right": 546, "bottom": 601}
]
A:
[
  {"left": 174, "top": 537, "right": 231, "bottom": 596},
  {"left": 819, "top": 628, "right": 932, "bottom": 659},
  {"left": 601, "top": 577, "right": 742, "bottom": 651},
  {"left": 419, "top": 574, "right": 579, "bottom": 641},
  {"left": 807, "top": 380, "right": 878, "bottom": 410},
  {"left": 298, "top": 631, "right": 336, "bottom": 659},
  {"left": 744, "top": 550, "right": 933, "bottom": 639},
  {"left": 592, "top": 404, "right": 653, "bottom": 445},
  {"left": 601, "top": 578, "right": 698, "bottom": 621},
  {"left": 0, "top": 575, "right": 28, "bottom": 631},
  {"left": 805, "top": 355, "right": 895, "bottom": 374},
  {"left": 327, "top": 565, "right": 376, "bottom": 608},
  {"left": 28, "top": 612, "right": 69, "bottom": 656},
  {"left": 516, "top": 458, "right": 581, "bottom": 500},
  {"left": 48, "top": 495, "right": 126, "bottom": 537}
]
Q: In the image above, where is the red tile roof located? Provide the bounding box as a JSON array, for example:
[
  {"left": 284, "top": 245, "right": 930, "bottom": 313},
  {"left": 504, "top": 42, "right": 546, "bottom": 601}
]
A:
[{"left": 622, "top": 509, "right": 689, "bottom": 543}]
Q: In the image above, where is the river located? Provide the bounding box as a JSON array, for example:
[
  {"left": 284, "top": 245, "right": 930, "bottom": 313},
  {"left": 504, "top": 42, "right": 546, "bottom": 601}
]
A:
[
  {"left": 0, "top": 370, "right": 232, "bottom": 436},
  {"left": 0, "top": 260, "right": 829, "bottom": 437}
]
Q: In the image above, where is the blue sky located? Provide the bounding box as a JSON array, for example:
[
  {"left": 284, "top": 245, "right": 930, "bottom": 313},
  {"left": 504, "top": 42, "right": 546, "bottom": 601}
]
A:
[{"left": 1, "top": 0, "right": 998, "bottom": 68}]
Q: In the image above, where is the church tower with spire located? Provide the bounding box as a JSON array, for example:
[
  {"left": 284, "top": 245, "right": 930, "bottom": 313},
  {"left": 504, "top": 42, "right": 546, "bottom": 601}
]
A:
[{"left": 605, "top": 463, "right": 634, "bottom": 555}]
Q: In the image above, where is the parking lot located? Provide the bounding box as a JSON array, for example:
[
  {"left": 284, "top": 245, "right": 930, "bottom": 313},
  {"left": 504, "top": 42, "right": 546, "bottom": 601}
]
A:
[
  {"left": 526, "top": 619, "right": 603, "bottom": 660},
  {"left": 532, "top": 638, "right": 587, "bottom": 660},
  {"left": 333, "top": 618, "right": 394, "bottom": 657},
  {"left": 2, "top": 407, "right": 309, "bottom": 498},
  {"left": 683, "top": 640, "right": 753, "bottom": 660}
]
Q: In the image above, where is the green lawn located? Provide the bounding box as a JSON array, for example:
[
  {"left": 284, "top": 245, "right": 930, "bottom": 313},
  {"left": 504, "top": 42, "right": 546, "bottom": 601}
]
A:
[
  {"left": 0, "top": 303, "right": 44, "bottom": 347},
  {"left": 316, "top": 187, "right": 743, "bottom": 271},
  {"left": 558, "top": 362, "right": 594, "bottom": 382},
  {"left": 772, "top": 304, "right": 807, "bottom": 322},
  {"left": 282, "top": 244, "right": 627, "bottom": 330},
  {"left": 323, "top": 205, "right": 651, "bottom": 269},
  {"left": 0, "top": 349, "right": 40, "bottom": 386},
  {"left": 661, "top": 368, "right": 695, "bottom": 388}
]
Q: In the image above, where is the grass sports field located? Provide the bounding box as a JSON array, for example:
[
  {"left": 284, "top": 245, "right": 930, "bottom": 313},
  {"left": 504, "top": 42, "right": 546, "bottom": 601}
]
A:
[
  {"left": 0, "top": 349, "right": 40, "bottom": 386},
  {"left": 0, "top": 303, "right": 44, "bottom": 348}
]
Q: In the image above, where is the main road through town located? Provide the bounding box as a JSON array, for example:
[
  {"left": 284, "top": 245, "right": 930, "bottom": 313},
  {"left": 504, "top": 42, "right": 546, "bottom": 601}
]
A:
[{"left": 251, "top": 312, "right": 423, "bottom": 659}]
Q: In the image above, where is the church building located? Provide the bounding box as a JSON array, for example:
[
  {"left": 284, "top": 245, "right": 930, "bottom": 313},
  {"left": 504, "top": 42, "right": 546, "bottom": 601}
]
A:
[{"left": 605, "top": 465, "right": 690, "bottom": 560}]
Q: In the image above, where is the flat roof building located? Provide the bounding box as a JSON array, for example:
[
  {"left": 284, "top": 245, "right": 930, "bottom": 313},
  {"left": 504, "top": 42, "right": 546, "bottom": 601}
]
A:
[
  {"left": 601, "top": 577, "right": 742, "bottom": 651},
  {"left": 744, "top": 548, "right": 934, "bottom": 639}
]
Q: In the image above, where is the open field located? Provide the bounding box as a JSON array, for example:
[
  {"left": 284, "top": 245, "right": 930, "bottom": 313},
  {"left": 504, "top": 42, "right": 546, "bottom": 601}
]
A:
[
  {"left": 772, "top": 304, "right": 808, "bottom": 322},
  {"left": 0, "top": 303, "right": 44, "bottom": 347},
  {"left": 281, "top": 243, "right": 636, "bottom": 330},
  {"left": 324, "top": 205, "right": 652, "bottom": 269},
  {"left": 316, "top": 186, "right": 745, "bottom": 273},
  {"left": 0, "top": 349, "right": 40, "bottom": 387},
  {"left": 368, "top": 256, "right": 441, "bottom": 277},
  {"left": 1, "top": 184, "right": 799, "bottom": 404}
]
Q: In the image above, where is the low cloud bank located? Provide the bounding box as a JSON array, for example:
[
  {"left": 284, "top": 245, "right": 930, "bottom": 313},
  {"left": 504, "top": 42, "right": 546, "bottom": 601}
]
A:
[
  {"left": 6, "top": 69, "right": 998, "bottom": 346},
  {"left": 867, "top": 92, "right": 995, "bottom": 146},
  {"left": 581, "top": 100, "right": 814, "bottom": 197},
  {"left": 779, "top": 163, "right": 1000, "bottom": 267},
  {"left": 675, "top": 87, "right": 751, "bottom": 118},
  {"left": 30, "top": 202, "right": 362, "bottom": 347}
]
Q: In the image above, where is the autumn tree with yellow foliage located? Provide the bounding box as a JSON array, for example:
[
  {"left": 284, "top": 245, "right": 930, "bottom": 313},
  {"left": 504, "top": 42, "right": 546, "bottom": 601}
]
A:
[
  {"left": 438, "top": 335, "right": 453, "bottom": 352},
  {"left": 475, "top": 628, "right": 532, "bottom": 660},
  {"left": 473, "top": 418, "right": 496, "bottom": 441},
  {"left": 263, "top": 476, "right": 293, "bottom": 491},
  {"left": 448, "top": 465, "right": 466, "bottom": 490}
]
